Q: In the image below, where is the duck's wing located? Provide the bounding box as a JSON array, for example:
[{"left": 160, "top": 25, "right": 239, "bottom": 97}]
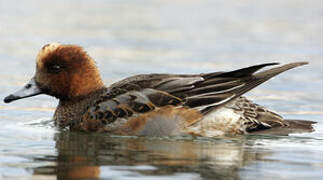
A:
[{"left": 108, "top": 62, "right": 307, "bottom": 114}]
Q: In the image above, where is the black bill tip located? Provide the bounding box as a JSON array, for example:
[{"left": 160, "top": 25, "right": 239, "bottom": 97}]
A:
[{"left": 4, "top": 94, "right": 19, "bottom": 103}]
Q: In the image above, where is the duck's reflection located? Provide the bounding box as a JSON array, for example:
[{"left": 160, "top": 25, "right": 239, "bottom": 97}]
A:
[{"left": 33, "top": 132, "right": 267, "bottom": 179}]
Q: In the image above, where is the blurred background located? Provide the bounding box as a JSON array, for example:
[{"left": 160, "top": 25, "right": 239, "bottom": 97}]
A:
[
  {"left": 0, "top": 0, "right": 322, "bottom": 179},
  {"left": 1, "top": 0, "right": 322, "bottom": 110}
]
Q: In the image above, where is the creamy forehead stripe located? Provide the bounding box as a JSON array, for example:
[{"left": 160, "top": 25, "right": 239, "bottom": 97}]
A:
[{"left": 36, "top": 43, "right": 61, "bottom": 67}]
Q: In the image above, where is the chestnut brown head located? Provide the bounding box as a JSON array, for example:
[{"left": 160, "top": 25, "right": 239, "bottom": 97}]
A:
[{"left": 4, "top": 43, "right": 104, "bottom": 103}]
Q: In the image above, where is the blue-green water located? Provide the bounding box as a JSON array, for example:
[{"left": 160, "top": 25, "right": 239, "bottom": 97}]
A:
[{"left": 0, "top": 0, "right": 322, "bottom": 179}]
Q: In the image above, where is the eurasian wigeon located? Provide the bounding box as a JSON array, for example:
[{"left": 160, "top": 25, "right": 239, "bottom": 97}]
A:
[{"left": 4, "top": 43, "right": 315, "bottom": 136}]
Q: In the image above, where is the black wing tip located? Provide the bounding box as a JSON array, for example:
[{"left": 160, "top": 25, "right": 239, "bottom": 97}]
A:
[
  {"left": 237, "top": 61, "right": 309, "bottom": 70},
  {"left": 255, "top": 61, "right": 309, "bottom": 71},
  {"left": 261, "top": 62, "right": 280, "bottom": 66},
  {"left": 202, "top": 61, "right": 308, "bottom": 79},
  {"left": 245, "top": 61, "right": 309, "bottom": 70},
  {"left": 254, "top": 61, "right": 309, "bottom": 66},
  {"left": 254, "top": 61, "right": 309, "bottom": 79},
  {"left": 216, "top": 62, "right": 280, "bottom": 78}
]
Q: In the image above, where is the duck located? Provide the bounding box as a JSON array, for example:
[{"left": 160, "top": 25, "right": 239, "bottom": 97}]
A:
[{"left": 4, "top": 43, "right": 315, "bottom": 137}]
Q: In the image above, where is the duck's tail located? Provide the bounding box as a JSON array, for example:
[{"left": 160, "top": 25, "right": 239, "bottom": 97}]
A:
[{"left": 250, "top": 119, "right": 316, "bottom": 136}]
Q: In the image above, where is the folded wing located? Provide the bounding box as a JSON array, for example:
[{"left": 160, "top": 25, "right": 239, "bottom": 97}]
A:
[{"left": 80, "top": 62, "right": 308, "bottom": 132}]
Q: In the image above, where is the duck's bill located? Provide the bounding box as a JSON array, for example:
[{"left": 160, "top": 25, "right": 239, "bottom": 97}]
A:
[{"left": 4, "top": 78, "right": 43, "bottom": 103}]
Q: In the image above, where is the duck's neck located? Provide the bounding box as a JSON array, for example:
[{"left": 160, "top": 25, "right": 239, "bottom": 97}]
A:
[{"left": 54, "top": 87, "right": 107, "bottom": 128}]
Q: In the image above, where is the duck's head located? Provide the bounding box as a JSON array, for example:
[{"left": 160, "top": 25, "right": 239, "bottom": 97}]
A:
[{"left": 4, "top": 43, "right": 104, "bottom": 103}]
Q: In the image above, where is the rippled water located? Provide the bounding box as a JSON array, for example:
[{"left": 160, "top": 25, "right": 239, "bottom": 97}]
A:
[{"left": 0, "top": 0, "right": 322, "bottom": 179}]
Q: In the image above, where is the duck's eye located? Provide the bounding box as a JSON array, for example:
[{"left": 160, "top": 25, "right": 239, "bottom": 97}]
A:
[{"left": 48, "top": 64, "right": 62, "bottom": 73}]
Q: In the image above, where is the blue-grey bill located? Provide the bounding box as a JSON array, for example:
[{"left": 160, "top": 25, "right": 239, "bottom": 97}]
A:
[{"left": 4, "top": 78, "right": 42, "bottom": 103}]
